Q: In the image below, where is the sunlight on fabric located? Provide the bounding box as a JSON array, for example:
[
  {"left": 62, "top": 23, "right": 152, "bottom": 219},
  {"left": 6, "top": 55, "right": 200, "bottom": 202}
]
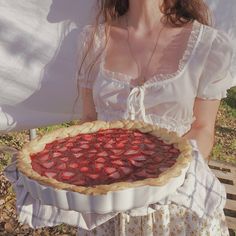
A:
[{"left": 0, "top": 0, "right": 96, "bottom": 132}]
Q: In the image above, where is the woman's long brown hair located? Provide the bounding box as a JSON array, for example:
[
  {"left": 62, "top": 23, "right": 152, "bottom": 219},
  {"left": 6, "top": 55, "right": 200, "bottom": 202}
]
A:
[{"left": 73, "top": 0, "right": 211, "bottom": 120}]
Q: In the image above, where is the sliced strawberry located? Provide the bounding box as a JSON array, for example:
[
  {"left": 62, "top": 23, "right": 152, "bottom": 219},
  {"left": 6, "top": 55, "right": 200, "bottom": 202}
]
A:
[
  {"left": 153, "top": 156, "right": 163, "bottom": 163},
  {"left": 159, "top": 166, "right": 169, "bottom": 172},
  {"left": 38, "top": 154, "right": 50, "bottom": 162},
  {"left": 119, "top": 134, "right": 129, "bottom": 139},
  {"left": 31, "top": 162, "right": 43, "bottom": 174},
  {"left": 135, "top": 169, "right": 147, "bottom": 177},
  {"left": 69, "top": 137, "right": 78, "bottom": 142},
  {"left": 147, "top": 163, "right": 159, "bottom": 170},
  {"left": 65, "top": 142, "right": 74, "bottom": 148},
  {"left": 73, "top": 179, "right": 86, "bottom": 186},
  {"left": 58, "top": 147, "right": 67, "bottom": 152},
  {"left": 96, "top": 157, "right": 106, "bottom": 163},
  {"left": 115, "top": 138, "right": 123, "bottom": 142},
  {"left": 111, "top": 160, "right": 125, "bottom": 166},
  {"left": 89, "top": 149, "right": 98, "bottom": 153},
  {"left": 116, "top": 142, "right": 126, "bottom": 148},
  {"left": 94, "top": 143, "right": 101, "bottom": 149},
  {"left": 83, "top": 134, "right": 93, "bottom": 141},
  {"left": 44, "top": 171, "right": 57, "bottom": 178},
  {"left": 166, "top": 159, "right": 176, "bottom": 166},
  {"left": 80, "top": 144, "right": 90, "bottom": 149},
  {"left": 61, "top": 171, "right": 75, "bottom": 180},
  {"left": 97, "top": 136, "right": 104, "bottom": 142},
  {"left": 145, "top": 143, "right": 156, "bottom": 149},
  {"left": 79, "top": 140, "right": 89, "bottom": 144},
  {"left": 97, "top": 151, "right": 108, "bottom": 157},
  {"left": 146, "top": 173, "right": 157, "bottom": 178},
  {"left": 111, "top": 149, "right": 124, "bottom": 155},
  {"left": 80, "top": 167, "right": 89, "bottom": 172},
  {"left": 104, "top": 143, "right": 113, "bottom": 149},
  {"left": 104, "top": 167, "right": 116, "bottom": 174},
  {"left": 107, "top": 139, "right": 116, "bottom": 144},
  {"left": 141, "top": 150, "right": 156, "bottom": 155},
  {"left": 42, "top": 161, "right": 55, "bottom": 169},
  {"left": 69, "top": 163, "right": 79, "bottom": 169},
  {"left": 129, "top": 155, "right": 146, "bottom": 161},
  {"left": 146, "top": 165, "right": 158, "bottom": 174},
  {"left": 52, "top": 152, "right": 62, "bottom": 158},
  {"left": 133, "top": 131, "right": 143, "bottom": 137},
  {"left": 162, "top": 145, "right": 171, "bottom": 150},
  {"left": 87, "top": 153, "right": 95, "bottom": 158},
  {"left": 132, "top": 145, "right": 140, "bottom": 150},
  {"left": 169, "top": 148, "right": 179, "bottom": 154},
  {"left": 45, "top": 143, "right": 54, "bottom": 149},
  {"left": 108, "top": 171, "right": 121, "bottom": 179},
  {"left": 80, "top": 160, "right": 89, "bottom": 165},
  {"left": 129, "top": 159, "right": 143, "bottom": 167},
  {"left": 60, "top": 157, "right": 69, "bottom": 162},
  {"left": 120, "top": 166, "right": 132, "bottom": 175},
  {"left": 133, "top": 139, "right": 142, "bottom": 145},
  {"left": 71, "top": 148, "right": 82, "bottom": 152},
  {"left": 57, "top": 163, "right": 67, "bottom": 170},
  {"left": 86, "top": 173, "right": 99, "bottom": 180},
  {"left": 135, "top": 170, "right": 157, "bottom": 178},
  {"left": 110, "top": 155, "right": 120, "bottom": 160},
  {"left": 30, "top": 154, "right": 37, "bottom": 161},
  {"left": 124, "top": 149, "right": 139, "bottom": 155},
  {"left": 95, "top": 163, "right": 104, "bottom": 170},
  {"left": 143, "top": 138, "right": 153, "bottom": 144},
  {"left": 73, "top": 153, "right": 84, "bottom": 158}
]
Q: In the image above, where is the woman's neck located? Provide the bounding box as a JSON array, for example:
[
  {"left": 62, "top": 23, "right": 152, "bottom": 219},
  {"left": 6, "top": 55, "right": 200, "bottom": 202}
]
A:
[{"left": 126, "top": 0, "right": 163, "bottom": 32}]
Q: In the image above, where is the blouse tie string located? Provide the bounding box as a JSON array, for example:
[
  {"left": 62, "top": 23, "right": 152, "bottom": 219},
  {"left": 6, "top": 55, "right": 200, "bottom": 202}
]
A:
[{"left": 127, "top": 86, "right": 147, "bottom": 123}]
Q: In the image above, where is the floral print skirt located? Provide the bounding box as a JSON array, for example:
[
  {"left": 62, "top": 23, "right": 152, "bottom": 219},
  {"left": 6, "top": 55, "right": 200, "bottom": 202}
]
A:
[{"left": 77, "top": 204, "right": 229, "bottom": 236}]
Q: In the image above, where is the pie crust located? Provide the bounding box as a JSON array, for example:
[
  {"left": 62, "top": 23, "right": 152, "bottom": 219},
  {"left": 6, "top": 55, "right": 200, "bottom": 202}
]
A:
[{"left": 17, "top": 120, "right": 192, "bottom": 195}]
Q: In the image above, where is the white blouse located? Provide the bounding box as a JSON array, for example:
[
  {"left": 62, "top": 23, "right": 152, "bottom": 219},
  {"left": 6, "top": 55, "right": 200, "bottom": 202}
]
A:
[{"left": 77, "top": 21, "right": 234, "bottom": 136}]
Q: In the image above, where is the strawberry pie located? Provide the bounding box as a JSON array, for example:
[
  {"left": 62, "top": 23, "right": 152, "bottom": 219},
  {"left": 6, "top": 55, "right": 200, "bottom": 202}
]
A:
[{"left": 17, "top": 120, "right": 192, "bottom": 195}]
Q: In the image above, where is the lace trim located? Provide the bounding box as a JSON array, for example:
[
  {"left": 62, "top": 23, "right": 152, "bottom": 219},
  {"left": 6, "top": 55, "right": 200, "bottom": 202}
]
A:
[
  {"left": 98, "top": 21, "right": 203, "bottom": 87},
  {"left": 145, "top": 114, "right": 195, "bottom": 135},
  {"left": 96, "top": 107, "right": 195, "bottom": 136}
]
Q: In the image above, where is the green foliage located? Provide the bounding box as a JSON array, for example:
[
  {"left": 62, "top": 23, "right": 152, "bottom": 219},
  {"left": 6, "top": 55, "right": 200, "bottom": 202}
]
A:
[{"left": 222, "top": 86, "right": 236, "bottom": 117}]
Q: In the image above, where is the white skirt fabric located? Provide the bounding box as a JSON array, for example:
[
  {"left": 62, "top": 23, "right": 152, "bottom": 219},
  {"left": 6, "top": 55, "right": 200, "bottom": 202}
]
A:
[{"left": 77, "top": 205, "right": 229, "bottom": 236}]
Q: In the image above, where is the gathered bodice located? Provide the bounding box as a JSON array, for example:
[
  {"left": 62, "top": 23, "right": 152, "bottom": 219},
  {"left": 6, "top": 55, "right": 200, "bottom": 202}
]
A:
[{"left": 93, "top": 66, "right": 197, "bottom": 136}]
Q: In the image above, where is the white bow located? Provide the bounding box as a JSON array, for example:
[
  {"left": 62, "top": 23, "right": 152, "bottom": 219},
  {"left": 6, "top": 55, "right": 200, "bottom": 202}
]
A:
[{"left": 127, "top": 86, "right": 147, "bottom": 122}]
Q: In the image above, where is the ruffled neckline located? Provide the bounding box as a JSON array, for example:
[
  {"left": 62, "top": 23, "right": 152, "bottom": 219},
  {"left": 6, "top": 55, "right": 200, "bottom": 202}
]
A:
[{"left": 98, "top": 20, "right": 203, "bottom": 87}]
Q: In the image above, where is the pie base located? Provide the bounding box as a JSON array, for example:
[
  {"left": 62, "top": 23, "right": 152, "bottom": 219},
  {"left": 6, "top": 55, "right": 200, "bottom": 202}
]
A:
[
  {"left": 19, "top": 160, "right": 190, "bottom": 213},
  {"left": 17, "top": 120, "right": 192, "bottom": 195}
]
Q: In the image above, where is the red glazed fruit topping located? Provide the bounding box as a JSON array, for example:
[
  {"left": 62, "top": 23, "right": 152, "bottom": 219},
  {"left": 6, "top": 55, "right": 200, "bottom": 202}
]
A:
[{"left": 30, "top": 128, "right": 180, "bottom": 187}]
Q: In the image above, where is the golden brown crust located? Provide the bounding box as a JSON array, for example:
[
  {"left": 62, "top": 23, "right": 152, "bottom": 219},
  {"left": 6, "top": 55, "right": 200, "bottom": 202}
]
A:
[{"left": 17, "top": 120, "right": 193, "bottom": 195}]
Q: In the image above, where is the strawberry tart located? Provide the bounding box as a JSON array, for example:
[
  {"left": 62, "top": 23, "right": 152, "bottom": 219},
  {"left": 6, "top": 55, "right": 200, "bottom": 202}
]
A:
[{"left": 17, "top": 120, "right": 192, "bottom": 199}]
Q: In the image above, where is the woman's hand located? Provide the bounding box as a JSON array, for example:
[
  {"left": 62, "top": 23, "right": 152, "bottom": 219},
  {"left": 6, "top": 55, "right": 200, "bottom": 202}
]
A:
[{"left": 183, "top": 97, "right": 221, "bottom": 161}]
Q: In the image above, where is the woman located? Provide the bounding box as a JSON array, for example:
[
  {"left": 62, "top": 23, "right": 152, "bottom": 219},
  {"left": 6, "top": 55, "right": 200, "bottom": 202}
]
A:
[{"left": 75, "top": 0, "right": 234, "bottom": 235}]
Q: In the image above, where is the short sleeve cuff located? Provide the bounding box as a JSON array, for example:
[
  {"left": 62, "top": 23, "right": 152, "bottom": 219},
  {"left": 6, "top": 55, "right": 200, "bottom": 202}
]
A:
[{"left": 197, "top": 71, "right": 234, "bottom": 100}]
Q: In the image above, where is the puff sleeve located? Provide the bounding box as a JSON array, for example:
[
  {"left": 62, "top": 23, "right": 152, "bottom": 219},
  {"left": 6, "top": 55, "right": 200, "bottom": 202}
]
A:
[
  {"left": 76, "top": 25, "right": 97, "bottom": 89},
  {"left": 197, "top": 30, "right": 234, "bottom": 100}
]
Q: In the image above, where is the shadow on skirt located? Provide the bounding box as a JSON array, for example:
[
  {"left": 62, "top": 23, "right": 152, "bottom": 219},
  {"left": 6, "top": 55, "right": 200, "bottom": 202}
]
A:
[{"left": 77, "top": 204, "right": 229, "bottom": 236}]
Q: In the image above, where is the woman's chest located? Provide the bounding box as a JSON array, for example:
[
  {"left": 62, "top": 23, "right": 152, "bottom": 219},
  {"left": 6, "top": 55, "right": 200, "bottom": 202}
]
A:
[
  {"left": 92, "top": 71, "right": 197, "bottom": 112},
  {"left": 103, "top": 23, "right": 194, "bottom": 82}
]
